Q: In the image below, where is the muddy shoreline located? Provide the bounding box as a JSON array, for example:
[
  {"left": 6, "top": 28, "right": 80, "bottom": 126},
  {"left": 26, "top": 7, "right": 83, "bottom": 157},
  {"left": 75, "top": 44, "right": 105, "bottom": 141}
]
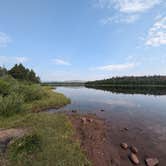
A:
[{"left": 68, "top": 112, "right": 163, "bottom": 166}]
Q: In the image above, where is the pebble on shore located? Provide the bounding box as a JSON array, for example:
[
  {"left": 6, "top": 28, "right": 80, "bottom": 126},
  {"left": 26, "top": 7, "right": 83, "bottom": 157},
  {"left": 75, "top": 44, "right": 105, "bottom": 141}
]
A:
[
  {"left": 129, "top": 153, "right": 139, "bottom": 165},
  {"left": 130, "top": 145, "right": 138, "bottom": 154},
  {"left": 81, "top": 117, "right": 87, "bottom": 124},
  {"left": 145, "top": 158, "right": 159, "bottom": 166},
  {"left": 120, "top": 143, "right": 128, "bottom": 150}
]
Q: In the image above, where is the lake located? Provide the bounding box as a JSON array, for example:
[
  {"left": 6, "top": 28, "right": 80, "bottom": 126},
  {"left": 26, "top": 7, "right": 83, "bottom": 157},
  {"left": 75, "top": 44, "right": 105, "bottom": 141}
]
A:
[{"left": 50, "top": 86, "right": 166, "bottom": 164}]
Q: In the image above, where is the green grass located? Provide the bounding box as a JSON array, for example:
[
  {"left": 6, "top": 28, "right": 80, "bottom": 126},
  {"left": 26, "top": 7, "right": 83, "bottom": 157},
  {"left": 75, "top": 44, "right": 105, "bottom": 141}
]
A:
[
  {"left": 0, "top": 77, "right": 91, "bottom": 166},
  {"left": 25, "top": 86, "right": 70, "bottom": 112},
  {"left": 0, "top": 113, "right": 91, "bottom": 166},
  {"left": 0, "top": 76, "right": 70, "bottom": 116}
]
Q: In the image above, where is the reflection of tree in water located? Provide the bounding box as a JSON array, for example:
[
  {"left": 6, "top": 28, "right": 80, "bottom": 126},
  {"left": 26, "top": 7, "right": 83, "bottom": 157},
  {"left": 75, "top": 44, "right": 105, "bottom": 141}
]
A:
[{"left": 85, "top": 85, "right": 166, "bottom": 96}]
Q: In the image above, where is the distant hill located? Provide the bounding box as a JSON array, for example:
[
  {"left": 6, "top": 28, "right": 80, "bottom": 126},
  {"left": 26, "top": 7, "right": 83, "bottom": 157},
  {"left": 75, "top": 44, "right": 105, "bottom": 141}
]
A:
[{"left": 42, "top": 80, "right": 85, "bottom": 86}]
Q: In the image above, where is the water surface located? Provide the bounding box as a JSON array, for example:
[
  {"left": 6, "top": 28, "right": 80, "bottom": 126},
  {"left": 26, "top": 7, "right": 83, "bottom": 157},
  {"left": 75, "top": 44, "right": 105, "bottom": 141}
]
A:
[{"left": 51, "top": 86, "right": 166, "bottom": 140}]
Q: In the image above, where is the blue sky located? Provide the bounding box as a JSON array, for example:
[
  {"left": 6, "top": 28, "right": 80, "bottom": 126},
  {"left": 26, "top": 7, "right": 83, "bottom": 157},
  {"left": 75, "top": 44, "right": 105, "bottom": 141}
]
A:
[{"left": 0, "top": 0, "right": 166, "bottom": 81}]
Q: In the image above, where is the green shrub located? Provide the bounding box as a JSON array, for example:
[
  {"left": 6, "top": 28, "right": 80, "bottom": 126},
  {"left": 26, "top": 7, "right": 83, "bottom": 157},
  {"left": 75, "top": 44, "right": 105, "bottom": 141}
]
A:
[
  {"left": 0, "top": 76, "right": 20, "bottom": 96},
  {"left": 9, "top": 134, "right": 41, "bottom": 158},
  {"left": 0, "top": 79, "right": 10, "bottom": 96},
  {"left": 0, "top": 93, "right": 24, "bottom": 117},
  {"left": 18, "top": 84, "right": 47, "bottom": 102}
]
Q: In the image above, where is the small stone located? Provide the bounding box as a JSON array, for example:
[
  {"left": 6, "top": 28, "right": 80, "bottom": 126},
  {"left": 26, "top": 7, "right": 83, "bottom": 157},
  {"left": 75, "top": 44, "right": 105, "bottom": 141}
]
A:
[
  {"left": 145, "top": 158, "right": 159, "bottom": 166},
  {"left": 130, "top": 145, "right": 138, "bottom": 154},
  {"left": 129, "top": 153, "right": 139, "bottom": 165},
  {"left": 81, "top": 117, "right": 87, "bottom": 124},
  {"left": 87, "top": 118, "right": 93, "bottom": 123},
  {"left": 72, "top": 110, "right": 77, "bottom": 113},
  {"left": 102, "top": 138, "right": 106, "bottom": 142},
  {"left": 120, "top": 143, "right": 128, "bottom": 150},
  {"left": 124, "top": 127, "right": 129, "bottom": 131},
  {"left": 100, "top": 109, "right": 104, "bottom": 112}
]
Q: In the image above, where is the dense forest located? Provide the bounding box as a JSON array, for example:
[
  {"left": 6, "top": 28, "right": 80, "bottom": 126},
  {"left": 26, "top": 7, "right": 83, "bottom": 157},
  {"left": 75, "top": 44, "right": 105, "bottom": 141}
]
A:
[
  {"left": 85, "top": 76, "right": 166, "bottom": 87},
  {"left": 0, "top": 64, "right": 40, "bottom": 83}
]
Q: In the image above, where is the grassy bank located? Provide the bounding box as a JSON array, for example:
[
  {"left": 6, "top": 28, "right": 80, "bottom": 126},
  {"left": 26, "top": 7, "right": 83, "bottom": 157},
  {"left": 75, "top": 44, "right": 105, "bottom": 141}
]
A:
[
  {"left": 0, "top": 76, "right": 91, "bottom": 166},
  {"left": 0, "top": 76, "right": 70, "bottom": 116},
  {"left": 0, "top": 113, "right": 91, "bottom": 166}
]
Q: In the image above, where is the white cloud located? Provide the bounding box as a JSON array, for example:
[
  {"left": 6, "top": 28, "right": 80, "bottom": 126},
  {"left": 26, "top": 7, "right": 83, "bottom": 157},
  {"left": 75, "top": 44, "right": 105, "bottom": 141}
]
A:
[
  {"left": 0, "top": 32, "right": 12, "bottom": 47},
  {"left": 113, "top": 0, "right": 161, "bottom": 13},
  {"left": 94, "top": 63, "right": 135, "bottom": 71},
  {"left": 0, "top": 56, "right": 28, "bottom": 66},
  {"left": 15, "top": 57, "right": 28, "bottom": 63},
  {"left": 96, "top": 0, "right": 161, "bottom": 13},
  {"left": 96, "top": 0, "right": 162, "bottom": 24},
  {"left": 146, "top": 16, "right": 166, "bottom": 46},
  {"left": 52, "top": 58, "right": 71, "bottom": 66}
]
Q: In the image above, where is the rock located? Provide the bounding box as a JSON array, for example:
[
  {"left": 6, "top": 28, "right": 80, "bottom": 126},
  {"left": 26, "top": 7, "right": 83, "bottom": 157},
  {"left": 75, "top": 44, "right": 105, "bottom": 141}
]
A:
[
  {"left": 87, "top": 118, "right": 93, "bottom": 123},
  {"left": 120, "top": 143, "right": 128, "bottom": 150},
  {"left": 124, "top": 127, "right": 129, "bottom": 131},
  {"left": 0, "top": 128, "right": 26, "bottom": 143},
  {"left": 130, "top": 145, "right": 138, "bottom": 154},
  {"left": 72, "top": 110, "right": 77, "bottom": 113},
  {"left": 0, "top": 128, "right": 27, "bottom": 153},
  {"left": 129, "top": 153, "right": 139, "bottom": 165},
  {"left": 81, "top": 117, "right": 87, "bottom": 124},
  {"left": 145, "top": 158, "right": 159, "bottom": 166},
  {"left": 100, "top": 109, "right": 105, "bottom": 112}
]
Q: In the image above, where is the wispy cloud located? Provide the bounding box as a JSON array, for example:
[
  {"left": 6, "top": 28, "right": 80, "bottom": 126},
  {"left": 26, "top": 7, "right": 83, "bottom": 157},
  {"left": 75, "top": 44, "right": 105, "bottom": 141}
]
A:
[
  {"left": 101, "top": 14, "right": 139, "bottom": 24},
  {"left": 96, "top": 0, "right": 161, "bottom": 13},
  {"left": 0, "top": 32, "right": 12, "bottom": 47},
  {"left": 52, "top": 58, "right": 71, "bottom": 66},
  {"left": 0, "top": 56, "right": 28, "bottom": 65},
  {"left": 93, "top": 63, "right": 135, "bottom": 71},
  {"left": 146, "top": 16, "right": 166, "bottom": 46},
  {"left": 112, "top": 0, "right": 161, "bottom": 13},
  {"left": 96, "top": 0, "right": 162, "bottom": 24}
]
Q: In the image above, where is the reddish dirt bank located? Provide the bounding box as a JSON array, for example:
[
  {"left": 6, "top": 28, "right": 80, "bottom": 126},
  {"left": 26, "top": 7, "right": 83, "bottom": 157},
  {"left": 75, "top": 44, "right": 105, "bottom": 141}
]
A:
[
  {"left": 68, "top": 114, "right": 120, "bottom": 166},
  {"left": 68, "top": 113, "right": 162, "bottom": 166}
]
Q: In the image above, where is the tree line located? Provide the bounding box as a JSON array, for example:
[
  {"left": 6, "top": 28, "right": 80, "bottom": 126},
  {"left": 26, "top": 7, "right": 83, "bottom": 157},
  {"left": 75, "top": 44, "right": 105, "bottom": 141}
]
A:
[
  {"left": 85, "top": 76, "right": 166, "bottom": 86},
  {"left": 0, "top": 64, "right": 40, "bottom": 83}
]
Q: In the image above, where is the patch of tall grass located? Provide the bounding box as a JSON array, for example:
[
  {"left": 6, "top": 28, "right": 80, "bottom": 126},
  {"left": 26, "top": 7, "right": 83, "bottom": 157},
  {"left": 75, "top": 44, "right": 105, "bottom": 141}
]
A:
[
  {"left": 0, "top": 93, "right": 24, "bottom": 117},
  {"left": 0, "top": 76, "right": 70, "bottom": 117},
  {"left": 18, "top": 84, "right": 48, "bottom": 102}
]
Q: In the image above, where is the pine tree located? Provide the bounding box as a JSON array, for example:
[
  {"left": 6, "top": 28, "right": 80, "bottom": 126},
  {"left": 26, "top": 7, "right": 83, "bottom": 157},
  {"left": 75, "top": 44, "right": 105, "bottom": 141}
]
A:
[{"left": 8, "top": 64, "right": 40, "bottom": 83}]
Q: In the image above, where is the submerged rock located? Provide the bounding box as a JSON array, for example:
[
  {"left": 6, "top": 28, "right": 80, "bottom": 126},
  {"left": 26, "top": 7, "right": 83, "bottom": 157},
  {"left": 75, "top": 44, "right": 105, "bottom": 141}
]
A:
[
  {"left": 100, "top": 109, "right": 105, "bottom": 112},
  {"left": 120, "top": 143, "right": 128, "bottom": 150},
  {"left": 124, "top": 127, "right": 129, "bottom": 131},
  {"left": 145, "top": 158, "right": 159, "bottom": 166},
  {"left": 129, "top": 153, "right": 139, "bottom": 165},
  {"left": 72, "top": 110, "right": 77, "bottom": 113}
]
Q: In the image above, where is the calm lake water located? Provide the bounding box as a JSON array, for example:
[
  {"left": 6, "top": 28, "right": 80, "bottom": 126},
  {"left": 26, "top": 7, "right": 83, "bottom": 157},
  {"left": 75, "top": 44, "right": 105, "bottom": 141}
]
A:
[
  {"left": 51, "top": 86, "right": 166, "bottom": 138},
  {"left": 50, "top": 86, "right": 166, "bottom": 163}
]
